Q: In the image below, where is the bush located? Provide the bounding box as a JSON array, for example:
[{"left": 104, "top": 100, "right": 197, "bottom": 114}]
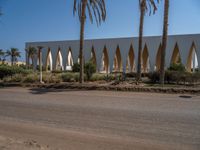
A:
[
  {"left": 61, "top": 72, "right": 75, "bottom": 82},
  {"left": 0, "top": 65, "right": 33, "bottom": 79},
  {"left": 90, "top": 73, "right": 105, "bottom": 81},
  {"left": 103, "top": 74, "right": 115, "bottom": 81},
  {"left": 23, "top": 74, "right": 38, "bottom": 83},
  {"left": 148, "top": 71, "right": 200, "bottom": 85},
  {"left": 19, "top": 64, "right": 27, "bottom": 69},
  {"left": 49, "top": 75, "right": 62, "bottom": 83},
  {"left": 168, "top": 63, "right": 186, "bottom": 72},
  {"left": 72, "top": 63, "right": 80, "bottom": 72},
  {"left": 0, "top": 65, "right": 14, "bottom": 79},
  {"left": 11, "top": 74, "right": 24, "bottom": 82},
  {"left": 84, "top": 61, "right": 96, "bottom": 80},
  {"left": 72, "top": 61, "right": 96, "bottom": 81}
]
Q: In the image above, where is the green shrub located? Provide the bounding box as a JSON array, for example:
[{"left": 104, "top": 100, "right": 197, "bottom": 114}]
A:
[
  {"left": 72, "top": 61, "right": 96, "bottom": 81},
  {"left": 84, "top": 61, "right": 96, "bottom": 80},
  {"left": 11, "top": 74, "right": 23, "bottom": 82},
  {"left": 48, "top": 74, "right": 62, "bottom": 83},
  {"left": 73, "top": 73, "right": 87, "bottom": 82},
  {"left": 61, "top": 72, "right": 75, "bottom": 82},
  {"left": 42, "top": 73, "right": 54, "bottom": 83},
  {"left": 90, "top": 73, "right": 105, "bottom": 81},
  {"left": 104, "top": 74, "right": 115, "bottom": 81},
  {"left": 18, "top": 64, "right": 27, "bottom": 69},
  {"left": 168, "top": 63, "right": 186, "bottom": 72},
  {"left": 0, "top": 65, "right": 14, "bottom": 79},
  {"left": 72, "top": 63, "right": 80, "bottom": 72},
  {"left": 148, "top": 71, "right": 200, "bottom": 85},
  {"left": 23, "top": 74, "right": 38, "bottom": 83},
  {"left": 0, "top": 65, "right": 33, "bottom": 79}
]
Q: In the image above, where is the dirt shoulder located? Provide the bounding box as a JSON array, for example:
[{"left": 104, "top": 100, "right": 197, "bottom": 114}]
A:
[{"left": 1, "top": 82, "right": 200, "bottom": 94}]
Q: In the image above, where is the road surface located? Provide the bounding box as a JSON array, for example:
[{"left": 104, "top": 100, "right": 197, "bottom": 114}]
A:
[{"left": 0, "top": 87, "right": 199, "bottom": 150}]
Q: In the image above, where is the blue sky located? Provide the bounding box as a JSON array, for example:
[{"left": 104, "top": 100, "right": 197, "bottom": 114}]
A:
[{"left": 0, "top": 0, "right": 200, "bottom": 61}]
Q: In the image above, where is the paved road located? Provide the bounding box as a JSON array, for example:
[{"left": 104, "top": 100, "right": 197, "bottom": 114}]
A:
[{"left": 0, "top": 87, "right": 200, "bottom": 150}]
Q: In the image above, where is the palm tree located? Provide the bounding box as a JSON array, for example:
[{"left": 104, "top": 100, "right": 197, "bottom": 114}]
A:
[
  {"left": 6, "top": 48, "right": 21, "bottom": 66},
  {"left": 0, "top": 49, "right": 4, "bottom": 62},
  {"left": 137, "top": 0, "right": 159, "bottom": 83},
  {"left": 73, "top": 0, "right": 106, "bottom": 83},
  {"left": 27, "top": 47, "right": 37, "bottom": 68},
  {"left": 0, "top": 49, "right": 7, "bottom": 64},
  {"left": 160, "top": 0, "right": 169, "bottom": 86}
]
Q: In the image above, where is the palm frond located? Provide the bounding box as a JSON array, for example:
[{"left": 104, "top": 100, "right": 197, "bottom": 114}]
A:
[
  {"left": 139, "top": 0, "right": 159, "bottom": 16},
  {"left": 73, "top": 0, "right": 106, "bottom": 26}
]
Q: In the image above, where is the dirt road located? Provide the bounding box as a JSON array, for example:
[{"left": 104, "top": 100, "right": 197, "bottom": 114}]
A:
[{"left": 0, "top": 87, "right": 199, "bottom": 150}]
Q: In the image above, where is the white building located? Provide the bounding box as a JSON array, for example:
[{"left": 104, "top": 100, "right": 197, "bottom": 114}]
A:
[{"left": 25, "top": 34, "right": 200, "bottom": 73}]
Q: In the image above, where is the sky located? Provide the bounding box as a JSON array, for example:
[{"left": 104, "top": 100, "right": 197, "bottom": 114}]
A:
[{"left": 0, "top": 0, "right": 200, "bottom": 61}]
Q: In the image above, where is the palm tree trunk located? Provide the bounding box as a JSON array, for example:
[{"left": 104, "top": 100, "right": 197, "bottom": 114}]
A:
[
  {"left": 27, "top": 54, "right": 30, "bottom": 69},
  {"left": 79, "top": 0, "right": 87, "bottom": 84},
  {"left": 11, "top": 56, "right": 14, "bottom": 66},
  {"left": 160, "top": 0, "right": 169, "bottom": 86},
  {"left": 137, "top": 0, "right": 146, "bottom": 82}
]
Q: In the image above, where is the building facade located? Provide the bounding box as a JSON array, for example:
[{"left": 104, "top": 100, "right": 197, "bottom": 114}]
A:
[{"left": 25, "top": 34, "right": 200, "bottom": 73}]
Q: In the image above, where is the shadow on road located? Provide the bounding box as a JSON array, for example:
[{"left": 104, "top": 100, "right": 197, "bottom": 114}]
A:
[{"left": 29, "top": 88, "right": 86, "bottom": 95}]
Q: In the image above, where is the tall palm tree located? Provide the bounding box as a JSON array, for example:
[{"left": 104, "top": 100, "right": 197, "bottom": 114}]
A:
[
  {"left": 0, "top": 49, "right": 6, "bottom": 64},
  {"left": 160, "top": 0, "right": 169, "bottom": 86},
  {"left": 6, "top": 48, "right": 21, "bottom": 66},
  {"left": 0, "top": 49, "right": 4, "bottom": 62},
  {"left": 73, "top": 0, "right": 106, "bottom": 83},
  {"left": 27, "top": 47, "right": 37, "bottom": 68},
  {"left": 137, "top": 0, "right": 159, "bottom": 82}
]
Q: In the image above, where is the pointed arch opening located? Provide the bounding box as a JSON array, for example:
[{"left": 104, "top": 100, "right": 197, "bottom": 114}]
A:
[
  {"left": 66, "top": 48, "right": 74, "bottom": 71},
  {"left": 91, "top": 47, "right": 97, "bottom": 66},
  {"left": 101, "top": 47, "right": 109, "bottom": 73},
  {"left": 126, "top": 45, "right": 135, "bottom": 72},
  {"left": 155, "top": 44, "right": 162, "bottom": 71},
  {"left": 142, "top": 45, "right": 150, "bottom": 73},
  {"left": 45, "top": 48, "right": 53, "bottom": 71},
  {"left": 55, "top": 49, "right": 63, "bottom": 71},
  {"left": 186, "top": 43, "right": 199, "bottom": 72},
  {"left": 113, "top": 46, "right": 122, "bottom": 72},
  {"left": 171, "top": 43, "right": 182, "bottom": 65}
]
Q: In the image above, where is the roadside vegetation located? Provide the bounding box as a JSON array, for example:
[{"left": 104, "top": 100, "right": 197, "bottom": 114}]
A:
[{"left": 0, "top": 62, "right": 200, "bottom": 87}]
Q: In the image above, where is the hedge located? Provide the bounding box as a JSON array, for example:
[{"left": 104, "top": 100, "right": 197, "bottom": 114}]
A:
[
  {"left": 0, "top": 65, "right": 33, "bottom": 79},
  {"left": 148, "top": 71, "right": 200, "bottom": 85}
]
